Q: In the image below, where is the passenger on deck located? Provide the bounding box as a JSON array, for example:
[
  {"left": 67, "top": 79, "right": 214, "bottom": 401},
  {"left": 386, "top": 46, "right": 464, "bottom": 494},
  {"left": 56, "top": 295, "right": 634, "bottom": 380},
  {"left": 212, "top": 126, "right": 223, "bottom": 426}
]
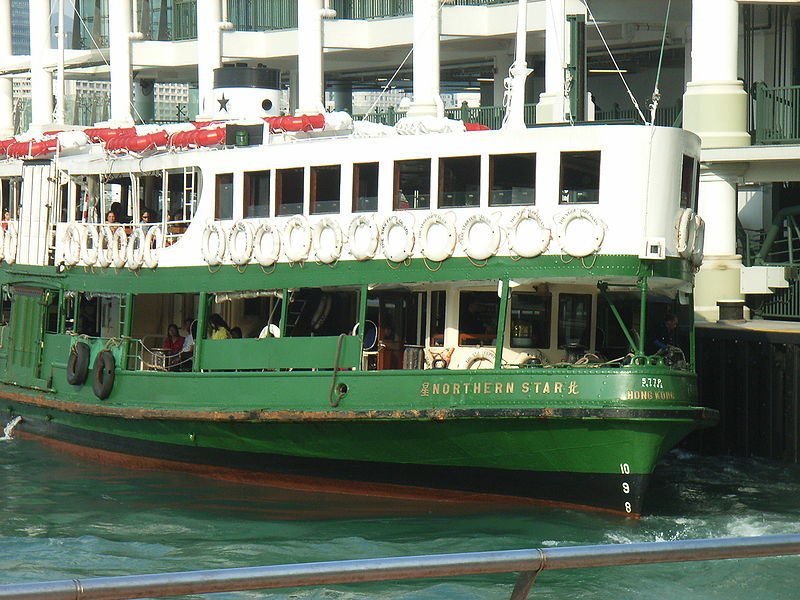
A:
[
  {"left": 106, "top": 210, "right": 118, "bottom": 225},
  {"left": 208, "top": 313, "right": 232, "bottom": 339},
  {"left": 179, "top": 320, "right": 196, "bottom": 371},
  {"left": 163, "top": 324, "right": 184, "bottom": 354},
  {"left": 230, "top": 326, "right": 242, "bottom": 339},
  {"left": 653, "top": 314, "right": 678, "bottom": 351}
]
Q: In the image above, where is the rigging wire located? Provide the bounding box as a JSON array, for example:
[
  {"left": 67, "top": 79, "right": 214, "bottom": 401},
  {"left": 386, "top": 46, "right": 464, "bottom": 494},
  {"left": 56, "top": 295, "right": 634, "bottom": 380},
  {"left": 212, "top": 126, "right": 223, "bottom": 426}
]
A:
[{"left": 649, "top": 0, "right": 673, "bottom": 126}]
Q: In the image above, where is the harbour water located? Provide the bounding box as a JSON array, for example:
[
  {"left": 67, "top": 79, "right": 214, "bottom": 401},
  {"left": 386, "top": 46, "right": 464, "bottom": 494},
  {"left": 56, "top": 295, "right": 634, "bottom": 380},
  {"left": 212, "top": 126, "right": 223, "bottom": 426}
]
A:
[{"left": 1, "top": 436, "right": 799, "bottom": 600}]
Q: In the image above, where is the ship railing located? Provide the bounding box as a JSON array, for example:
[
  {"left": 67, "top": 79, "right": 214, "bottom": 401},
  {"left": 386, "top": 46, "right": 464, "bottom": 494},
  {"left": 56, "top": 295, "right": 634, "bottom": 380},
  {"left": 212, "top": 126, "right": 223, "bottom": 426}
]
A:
[{"left": 0, "top": 534, "right": 797, "bottom": 600}]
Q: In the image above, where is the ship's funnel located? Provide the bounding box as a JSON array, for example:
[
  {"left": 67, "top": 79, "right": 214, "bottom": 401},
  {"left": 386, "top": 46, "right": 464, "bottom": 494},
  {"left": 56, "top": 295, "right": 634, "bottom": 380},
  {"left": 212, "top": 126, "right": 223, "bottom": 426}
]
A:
[{"left": 212, "top": 66, "right": 282, "bottom": 119}]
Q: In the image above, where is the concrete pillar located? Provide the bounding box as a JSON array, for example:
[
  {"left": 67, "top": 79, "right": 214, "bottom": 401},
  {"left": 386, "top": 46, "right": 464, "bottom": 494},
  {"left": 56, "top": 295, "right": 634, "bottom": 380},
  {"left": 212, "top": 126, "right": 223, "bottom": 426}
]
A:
[
  {"left": 0, "top": 0, "right": 13, "bottom": 136},
  {"left": 683, "top": 0, "right": 748, "bottom": 148},
  {"left": 694, "top": 165, "right": 746, "bottom": 321},
  {"left": 536, "top": 0, "right": 567, "bottom": 123},
  {"left": 332, "top": 80, "right": 353, "bottom": 114},
  {"left": 109, "top": 0, "right": 134, "bottom": 125},
  {"left": 197, "top": 0, "right": 222, "bottom": 118},
  {"left": 29, "top": 0, "right": 53, "bottom": 131},
  {"left": 407, "top": 0, "right": 443, "bottom": 118},
  {"left": 297, "top": 0, "right": 327, "bottom": 115},
  {"left": 133, "top": 79, "right": 156, "bottom": 124}
]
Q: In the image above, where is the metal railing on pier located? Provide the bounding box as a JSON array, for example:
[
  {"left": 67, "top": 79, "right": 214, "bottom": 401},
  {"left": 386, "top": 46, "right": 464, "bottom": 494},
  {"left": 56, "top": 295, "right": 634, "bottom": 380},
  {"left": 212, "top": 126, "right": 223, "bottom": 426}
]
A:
[{"left": 0, "top": 534, "right": 798, "bottom": 600}]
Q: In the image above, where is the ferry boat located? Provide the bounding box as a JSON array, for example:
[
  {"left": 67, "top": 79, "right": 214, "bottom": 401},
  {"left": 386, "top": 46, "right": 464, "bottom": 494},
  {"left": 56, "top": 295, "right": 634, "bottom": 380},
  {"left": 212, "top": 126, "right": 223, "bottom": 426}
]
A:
[{"left": 0, "top": 1, "right": 716, "bottom": 516}]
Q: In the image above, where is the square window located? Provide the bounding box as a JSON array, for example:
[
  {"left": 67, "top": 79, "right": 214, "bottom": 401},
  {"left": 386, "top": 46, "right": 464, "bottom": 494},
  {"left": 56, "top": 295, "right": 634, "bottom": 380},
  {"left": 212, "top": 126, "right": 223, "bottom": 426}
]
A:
[
  {"left": 353, "top": 162, "right": 379, "bottom": 212},
  {"left": 489, "top": 153, "right": 535, "bottom": 206},
  {"left": 215, "top": 173, "right": 233, "bottom": 220},
  {"left": 439, "top": 156, "right": 480, "bottom": 208},
  {"left": 560, "top": 151, "right": 600, "bottom": 204},
  {"left": 394, "top": 159, "right": 430, "bottom": 210},
  {"left": 244, "top": 170, "right": 270, "bottom": 218},
  {"left": 276, "top": 168, "right": 304, "bottom": 216},
  {"left": 310, "top": 165, "right": 341, "bottom": 214}
]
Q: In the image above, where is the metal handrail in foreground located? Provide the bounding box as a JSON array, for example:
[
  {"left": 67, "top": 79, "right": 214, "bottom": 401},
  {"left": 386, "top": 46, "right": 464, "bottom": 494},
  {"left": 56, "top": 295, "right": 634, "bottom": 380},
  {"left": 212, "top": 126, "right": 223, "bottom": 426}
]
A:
[{"left": 1, "top": 534, "right": 798, "bottom": 600}]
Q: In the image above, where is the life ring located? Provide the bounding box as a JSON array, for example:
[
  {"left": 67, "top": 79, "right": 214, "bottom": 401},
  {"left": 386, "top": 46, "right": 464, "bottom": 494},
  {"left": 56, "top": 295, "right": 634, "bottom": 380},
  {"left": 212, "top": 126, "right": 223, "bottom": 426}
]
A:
[
  {"left": 111, "top": 227, "right": 128, "bottom": 269},
  {"left": 460, "top": 213, "right": 501, "bottom": 260},
  {"left": 80, "top": 224, "right": 99, "bottom": 266},
  {"left": 62, "top": 223, "right": 83, "bottom": 267},
  {"left": 691, "top": 215, "right": 705, "bottom": 266},
  {"left": 92, "top": 350, "right": 116, "bottom": 400},
  {"left": 253, "top": 221, "right": 282, "bottom": 267},
  {"left": 201, "top": 221, "right": 227, "bottom": 266},
  {"left": 283, "top": 215, "right": 312, "bottom": 263},
  {"left": 228, "top": 220, "right": 255, "bottom": 266},
  {"left": 143, "top": 226, "right": 164, "bottom": 269},
  {"left": 313, "top": 217, "right": 343, "bottom": 264},
  {"left": 0, "top": 226, "right": 5, "bottom": 262},
  {"left": 66, "top": 341, "right": 91, "bottom": 385},
  {"left": 506, "top": 208, "right": 551, "bottom": 258},
  {"left": 311, "top": 294, "right": 333, "bottom": 331},
  {"left": 462, "top": 349, "right": 496, "bottom": 369},
  {"left": 3, "top": 221, "right": 16, "bottom": 264},
  {"left": 429, "top": 347, "right": 453, "bottom": 369},
  {"left": 97, "top": 226, "right": 115, "bottom": 268},
  {"left": 347, "top": 215, "right": 379, "bottom": 261},
  {"left": 126, "top": 227, "right": 146, "bottom": 270},
  {"left": 554, "top": 207, "right": 606, "bottom": 258},
  {"left": 380, "top": 215, "right": 415, "bottom": 262},
  {"left": 675, "top": 208, "right": 696, "bottom": 259},
  {"left": 419, "top": 213, "right": 457, "bottom": 262}
]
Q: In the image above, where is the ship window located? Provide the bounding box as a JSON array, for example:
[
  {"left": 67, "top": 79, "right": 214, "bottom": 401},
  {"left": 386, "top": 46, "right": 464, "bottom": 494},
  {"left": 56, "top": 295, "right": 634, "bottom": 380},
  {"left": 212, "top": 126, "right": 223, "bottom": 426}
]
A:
[
  {"left": 244, "top": 170, "right": 270, "bottom": 218},
  {"left": 557, "top": 293, "right": 592, "bottom": 349},
  {"left": 310, "top": 165, "right": 341, "bottom": 214},
  {"left": 139, "top": 173, "right": 163, "bottom": 222},
  {"left": 680, "top": 155, "right": 698, "bottom": 210},
  {"left": 1, "top": 178, "right": 21, "bottom": 222},
  {"left": 458, "top": 291, "right": 499, "bottom": 346},
  {"left": 439, "top": 156, "right": 480, "bottom": 208},
  {"left": 276, "top": 167, "right": 304, "bottom": 216},
  {"left": 394, "top": 159, "right": 430, "bottom": 210},
  {"left": 560, "top": 151, "right": 600, "bottom": 204},
  {"left": 215, "top": 173, "right": 234, "bottom": 220},
  {"left": 429, "top": 290, "right": 445, "bottom": 347},
  {"left": 489, "top": 153, "right": 536, "bottom": 206},
  {"left": 510, "top": 293, "right": 551, "bottom": 348},
  {"left": 353, "top": 162, "right": 378, "bottom": 212}
]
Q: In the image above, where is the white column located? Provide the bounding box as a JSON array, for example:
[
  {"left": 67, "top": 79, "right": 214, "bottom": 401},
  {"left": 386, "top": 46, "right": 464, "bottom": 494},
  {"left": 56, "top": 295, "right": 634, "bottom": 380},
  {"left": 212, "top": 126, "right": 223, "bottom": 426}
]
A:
[
  {"left": 0, "top": 0, "right": 13, "bottom": 136},
  {"left": 406, "top": 0, "right": 442, "bottom": 118},
  {"left": 109, "top": 0, "right": 134, "bottom": 125},
  {"left": 29, "top": 0, "right": 53, "bottom": 131},
  {"left": 683, "top": 0, "right": 748, "bottom": 148},
  {"left": 536, "top": 0, "right": 567, "bottom": 123},
  {"left": 296, "top": 0, "right": 326, "bottom": 115},
  {"left": 502, "top": 0, "right": 532, "bottom": 130},
  {"left": 196, "top": 0, "right": 222, "bottom": 118},
  {"left": 694, "top": 165, "right": 745, "bottom": 321}
]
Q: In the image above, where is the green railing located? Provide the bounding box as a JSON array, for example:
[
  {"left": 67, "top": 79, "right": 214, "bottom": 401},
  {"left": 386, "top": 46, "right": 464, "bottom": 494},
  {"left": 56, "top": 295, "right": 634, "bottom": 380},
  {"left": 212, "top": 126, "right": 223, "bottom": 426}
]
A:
[
  {"left": 595, "top": 105, "right": 682, "bottom": 127},
  {"left": 173, "top": 0, "right": 198, "bottom": 40},
  {"left": 756, "top": 279, "right": 800, "bottom": 321},
  {"left": 359, "top": 104, "right": 536, "bottom": 129},
  {"left": 754, "top": 82, "right": 800, "bottom": 144}
]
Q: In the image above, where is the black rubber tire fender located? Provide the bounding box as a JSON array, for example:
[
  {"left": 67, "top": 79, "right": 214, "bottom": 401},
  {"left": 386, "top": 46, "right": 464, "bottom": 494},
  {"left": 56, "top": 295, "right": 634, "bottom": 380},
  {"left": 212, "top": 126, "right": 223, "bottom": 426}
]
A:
[
  {"left": 66, "top": 342, "right": 91, "bottom": 385},
  {"left": 92, "top": 350, "right": 116, "bottom": 400}
]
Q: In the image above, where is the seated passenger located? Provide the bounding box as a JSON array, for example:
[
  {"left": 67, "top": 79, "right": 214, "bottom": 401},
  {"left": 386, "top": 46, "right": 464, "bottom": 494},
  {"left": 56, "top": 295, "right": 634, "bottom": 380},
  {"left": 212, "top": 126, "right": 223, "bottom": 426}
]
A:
[
  {"left": 163, "top": 323, "right": 184, "bottom": 354},
  {"left": 230, "top": 326, "right": 242, "bottom": 339},
  {"left": 179, "top": 319, "right": 196, "bottom": 371},
  {"left": 208, "top": 313, "right": 231, "bottom": 339}
]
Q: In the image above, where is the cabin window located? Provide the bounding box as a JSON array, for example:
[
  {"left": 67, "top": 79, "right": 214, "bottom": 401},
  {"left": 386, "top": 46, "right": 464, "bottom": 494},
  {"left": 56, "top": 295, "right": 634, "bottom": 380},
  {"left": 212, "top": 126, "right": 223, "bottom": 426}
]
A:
[
  {"left": 489, "top": 153, "right": 536, "bottom": 206},
  {"left": 429, "top": 290, "right": 445, "bottom": 347},
  {"left": 310, "top": 165, "right": 341, "bottom": 214},
  {"left": 439, "top": 156, "right": 480, "bottom": 208},
  {"left": 510, "top": 293, "right": 551, "bottom": 349},
  {"left": 244, "top": 170, "right": 270, "bottom": 218},
  {"left": 276, "top": 167, "right": 304, "bottom": 216},
  {"left": 557, "top": 293, "right": 592, "bottom": 348},
  {"left": 138, "top": 173, "right": 163, "bottom": 222},
  {"left": 0, "top": 178, "right": 21, "bottom": 222},
  {"left": 102, "top": 177, "right": 132, "bottom": 224},
  {"left": 353, "top": 162, "right": 379, "bottom": 212},
  {"left": 215, "top": 173, "right": 234, "bottom": 220},
  {"left": 680, "top": 155, "right": 698, "bottom": 210},
  {"left": 73, "top": 176, "right": 101, "bottom": 222},
  {"left": 559, "top": 151, "right": 600, "bottom": 204},
  {"left": 458, "top": 291, "right": 499, "bottom": 346},
  {"left": 394, "top": 159, "right": 430, "bottom": 210}
]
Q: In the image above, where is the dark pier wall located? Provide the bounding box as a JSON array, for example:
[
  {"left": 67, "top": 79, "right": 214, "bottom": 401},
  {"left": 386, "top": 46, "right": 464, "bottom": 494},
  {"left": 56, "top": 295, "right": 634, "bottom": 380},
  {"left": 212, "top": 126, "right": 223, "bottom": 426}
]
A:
[{"left": 687, "top": 324, "right": 800, "bottom": 462}]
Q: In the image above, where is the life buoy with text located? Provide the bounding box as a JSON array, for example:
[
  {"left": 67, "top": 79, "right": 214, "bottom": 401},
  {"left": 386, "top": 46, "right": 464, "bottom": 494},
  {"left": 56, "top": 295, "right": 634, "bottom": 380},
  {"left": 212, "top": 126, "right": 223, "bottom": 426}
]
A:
[
  {"left": 554, "top": 208, "right": 606, "bottom": 258},
  {"left": 66, "top": 341, "right": 91, "bottom": 385},
  {"left": 691, "top": 215, "right": 705, "bottom": 267},
  {"left": 675, "top": 208, "right": 696, "bottom": 259},
  {"left": 313, "top": 217, "right": 343, "bottom": 264},
  {"left": 92, "top": 350, "right": 116, "bottom": 400},
  {"left": 97, "top": 226, "right": 115, "bottom": 268},
  {"left": 111, "top": 227, "right": 128, "bottom": 269},
  {"left": 126, "top": 227, "right": 146, "bottom": 270},
  {"left": 419, "top": 212, "right": 457, "bottom": 262},
  {"left": 460, "top": 213, "right": 501, "bottom": 260},
  {"left": 347, "top": 215, "right": 379, "bottom": 261},
  {"left": 143, "top": 226, "right": 164, "bottom": 269},
  {"left": 283, "top": 216, "right": 312, "bottom": 263},
  {"left": 202, "top": 221, "right": 227, "bottom": 266},
  {"left": 81, "top": 224, "right": 99, "bottom": 266},
  {"left": 462, "top": 349, "right": 496, "bottom": 370},
  {"left": 63, "top": 223, "right": 82, "bottom": 267},
  {"left": 228, "top": 220, "right": 255, "bottom": 265},
  {"left": 253, "top": 221, "right": 281, "bottom": 267},
  {"left": 381, "top": 215, "right": 415, "bottom": 262},
  {"left": 506, "top": 208, "right": 550, "bottom": 258}
]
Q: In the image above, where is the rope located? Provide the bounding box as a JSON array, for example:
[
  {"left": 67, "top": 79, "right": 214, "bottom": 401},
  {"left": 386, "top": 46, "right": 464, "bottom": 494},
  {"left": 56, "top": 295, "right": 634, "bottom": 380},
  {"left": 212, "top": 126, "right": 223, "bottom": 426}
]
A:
[
  {"left": 328, "top": 333, "right": 347, "bottom": 407},
  {"left": 650, "top": 0, "right": 673, "bottom": 125}
]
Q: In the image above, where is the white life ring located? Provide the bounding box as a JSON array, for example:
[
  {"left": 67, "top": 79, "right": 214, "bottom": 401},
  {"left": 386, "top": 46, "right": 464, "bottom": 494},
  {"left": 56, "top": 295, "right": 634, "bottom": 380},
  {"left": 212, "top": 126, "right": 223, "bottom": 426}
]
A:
[
  {"left": 283, "top": 215, "right": 312, "bottom": 263},
  {"left": 97, "top": 226, "right": 115, "bottom": 268},
  {"left": 347, "top": 215, "right": 379, "bottom": 261},
  {"left": 313, "top": 217, "right": 343, "bottom": 264},
  {"left": 0, "top": 225, "right": 5, "bottom": 262},
  {"left": 143, "top": 226, "right": 164, "bottom": 269},
  {"left": 201, "top": 221, "right": 227, "bottom": 266},
  {"left": 506, "top": 208, "right": 551, "bottom": 258},
  {"left": 381, "top": 215, "right": 415, "bottom": 262},
  {"left": 554, "top": 208, "right": 606, "bottom": 258},
  {"left": 462, "top": 349, "right": 496, "bottom": 369},
  {"left": 228, "top": 220, "right": 255, "bottom": 266},
  {"left": 126, "top": 227, "right": 146, "bottom": 270},
  {"left": 62, "top": 223, "right": 82, "bottom": 267},
  {"left": 4, "top": 221, "right": 17, "bottom": 264},
  {"left": 110, "top": 227, "right": 127, "bottom": 269},
  {"left": 419, "top": 212, "right": 457, "bottom": 262},
  {"left": 691, "top": 215, "right": 705, "bottom": 266},
  {"left": 675, "top": 208, "right": 697, "bottom": 259},
  {"left": 253, "top": 221, "right": 282, "bottom": 267},
  {"left": 460, "top": 213, "right": 501, "bottom": 260},
  {"left": 80, "top": 224, "right": 99, "bottom": 266}
]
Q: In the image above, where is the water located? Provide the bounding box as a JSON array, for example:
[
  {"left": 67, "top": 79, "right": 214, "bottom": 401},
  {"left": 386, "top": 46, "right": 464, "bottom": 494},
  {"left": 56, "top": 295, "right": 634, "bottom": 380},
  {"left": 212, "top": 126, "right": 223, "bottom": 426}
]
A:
[{"left": 1, "top": 436, "right": 799, "bottom": 600}]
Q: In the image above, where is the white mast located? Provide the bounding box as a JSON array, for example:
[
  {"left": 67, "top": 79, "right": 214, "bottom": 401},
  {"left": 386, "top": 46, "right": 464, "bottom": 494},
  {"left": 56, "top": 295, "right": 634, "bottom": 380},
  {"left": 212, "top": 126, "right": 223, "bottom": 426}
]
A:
[
  {"left": 53, "top": 0, "right": 65, "bottom": 126},
  {"left": 197, "top": 0, "right": 223, "bottom": 118},
  {"left": 29, "top": 0, "right": 54, "bottom": 131},
  {"left": 0, "top": 0, "right": 13, "bottom": 136},
  {"left": 406, "top": 0, "right": 442, "bottom": 118},
  {"left": 502, "top": 0, "right": 532, "bottom": 130},
  {"left": 296, "top": 0, "right": 334, "bottom": 115}
]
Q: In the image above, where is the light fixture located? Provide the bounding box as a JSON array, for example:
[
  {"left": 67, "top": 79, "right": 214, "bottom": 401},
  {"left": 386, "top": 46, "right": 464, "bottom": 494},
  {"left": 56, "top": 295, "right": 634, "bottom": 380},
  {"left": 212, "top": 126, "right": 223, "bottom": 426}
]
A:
[
  {"left": 589, "top": 68, "right": 628, "bottom": 74},
  {"left": 476, "top": 77, "right": 494, "bottom": 82}
]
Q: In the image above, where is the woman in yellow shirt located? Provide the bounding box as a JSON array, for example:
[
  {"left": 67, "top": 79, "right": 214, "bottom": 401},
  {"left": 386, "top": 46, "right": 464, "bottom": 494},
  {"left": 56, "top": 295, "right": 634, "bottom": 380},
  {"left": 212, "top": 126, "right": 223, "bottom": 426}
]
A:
[{"left": 208, "top": 313, "right": 232, "bottom": 339}]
